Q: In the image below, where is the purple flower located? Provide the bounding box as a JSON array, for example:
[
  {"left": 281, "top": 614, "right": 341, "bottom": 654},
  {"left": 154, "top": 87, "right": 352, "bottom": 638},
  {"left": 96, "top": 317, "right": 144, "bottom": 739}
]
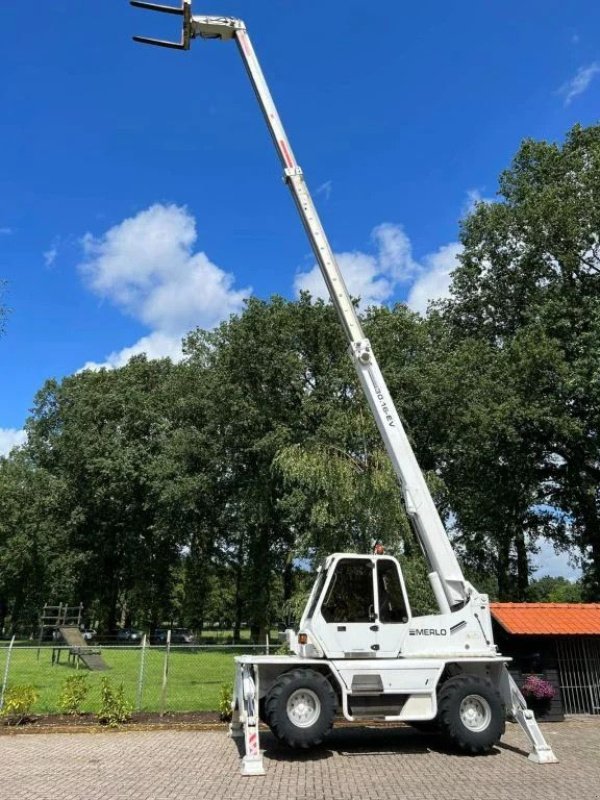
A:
[{"left": 521, "top": 675, "right": 555, "bottom": 700}]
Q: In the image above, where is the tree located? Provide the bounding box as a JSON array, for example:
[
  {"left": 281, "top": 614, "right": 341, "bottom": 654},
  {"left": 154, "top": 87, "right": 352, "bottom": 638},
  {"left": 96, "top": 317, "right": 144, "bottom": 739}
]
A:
[
  {"left": 445, "top": 123, "right": 600, "bottom": 598},
  {"left": 25, "top": 357, "right": 183, "bottom": 631},
  {"left": 182, "top": 295, "right": 357, "bottom": 639},
  {"left": 272, "top": 302, "right": 450, "bottom": 614},
  {"left": 362, "top": 304, "right": 541, "bottom": 600},
  {"left": 527, "top": 575, "right": 583, "bottom": 603},
  {"left": 0, "top": 451, "right": 78, "bottom": 634}
]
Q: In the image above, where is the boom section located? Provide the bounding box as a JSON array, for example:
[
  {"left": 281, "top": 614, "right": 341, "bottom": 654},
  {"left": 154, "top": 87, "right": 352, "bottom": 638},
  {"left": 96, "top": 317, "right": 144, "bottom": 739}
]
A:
[{"left": 192, "top": 17, "right": 469, "bottom": 609}]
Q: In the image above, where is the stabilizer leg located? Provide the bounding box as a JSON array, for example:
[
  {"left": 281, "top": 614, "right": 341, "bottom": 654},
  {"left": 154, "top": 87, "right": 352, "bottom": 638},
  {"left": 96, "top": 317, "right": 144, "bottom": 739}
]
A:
[
  {"left": 239, "top": 664, "right": 265, "bottom": 776},
  {"left": 503, "top": 669, "right": 558, "bottom": 764},
  {"left": 228, "top": 663, "right": 244, "bottom": 738}
]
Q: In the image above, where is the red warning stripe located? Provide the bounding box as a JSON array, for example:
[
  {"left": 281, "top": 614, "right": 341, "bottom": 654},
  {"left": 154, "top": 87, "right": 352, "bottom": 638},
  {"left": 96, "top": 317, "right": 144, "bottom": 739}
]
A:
[{"left": 280, "top": 139, "right": 294, "bottom": 168}]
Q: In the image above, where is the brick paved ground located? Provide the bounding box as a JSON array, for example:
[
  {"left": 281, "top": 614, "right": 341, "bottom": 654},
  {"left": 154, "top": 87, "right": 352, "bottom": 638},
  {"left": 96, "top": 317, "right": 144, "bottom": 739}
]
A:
[{"left": 3, "top": 719, "right": 599, "bottom": 800}]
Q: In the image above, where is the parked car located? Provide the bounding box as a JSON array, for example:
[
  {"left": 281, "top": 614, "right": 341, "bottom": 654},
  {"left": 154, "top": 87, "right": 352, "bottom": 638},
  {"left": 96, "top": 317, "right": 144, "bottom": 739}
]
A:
[
  {"left": 116, "top": 628, "right": 145, "bottom": 644},
  {"left": 151, "top": 628, "right": 197, "bottom": 645}
]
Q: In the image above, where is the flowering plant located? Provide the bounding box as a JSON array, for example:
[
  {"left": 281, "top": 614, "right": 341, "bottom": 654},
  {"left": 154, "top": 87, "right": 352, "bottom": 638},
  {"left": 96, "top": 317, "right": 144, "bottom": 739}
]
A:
[{"left": 521, "top": 675, "right": 555, "bottom": 700}]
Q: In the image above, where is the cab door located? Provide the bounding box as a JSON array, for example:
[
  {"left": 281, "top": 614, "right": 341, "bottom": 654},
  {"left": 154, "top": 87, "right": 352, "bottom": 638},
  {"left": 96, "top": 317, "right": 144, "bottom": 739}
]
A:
[
  {"left": 312, "top": 557, "right": 378, "bottom": 658},
  {"left": 373, "top": 558, "right": 411, "bottom": 657}
]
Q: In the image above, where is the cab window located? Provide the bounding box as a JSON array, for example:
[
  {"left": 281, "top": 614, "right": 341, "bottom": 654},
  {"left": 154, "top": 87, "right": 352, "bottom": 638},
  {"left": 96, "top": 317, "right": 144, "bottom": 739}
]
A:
[
  {"left": 377, "top": 560, "right": 409, "bottom": 623},
  {"left": 320, "top": 559, "right": 374, "bottom": 623},
  {"left": 304, "top": 568, "right": 327, "bottom": 620}
]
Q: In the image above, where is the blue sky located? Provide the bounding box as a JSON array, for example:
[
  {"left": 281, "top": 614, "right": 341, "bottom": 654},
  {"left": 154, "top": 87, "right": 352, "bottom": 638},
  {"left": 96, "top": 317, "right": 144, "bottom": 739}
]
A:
[{"left": 1, "top": 1, "right": 598, "bottom": 576}]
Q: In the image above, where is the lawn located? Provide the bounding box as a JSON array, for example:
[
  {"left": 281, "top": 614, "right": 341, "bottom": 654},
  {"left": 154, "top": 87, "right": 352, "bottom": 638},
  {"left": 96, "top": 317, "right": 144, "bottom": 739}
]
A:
[{"left": 0, "top": 645, "right": 265, "bottom": 715}]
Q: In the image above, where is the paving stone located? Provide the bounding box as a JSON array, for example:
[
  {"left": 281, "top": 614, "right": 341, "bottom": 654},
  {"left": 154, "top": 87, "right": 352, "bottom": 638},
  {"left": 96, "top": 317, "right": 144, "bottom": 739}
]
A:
[{"left": 2, "top": 719, "right": 599, "bottom": 800}]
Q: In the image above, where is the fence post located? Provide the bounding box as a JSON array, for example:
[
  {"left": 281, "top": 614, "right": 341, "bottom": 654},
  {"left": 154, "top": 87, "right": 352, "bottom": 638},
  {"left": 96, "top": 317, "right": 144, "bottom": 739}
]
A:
[
  {"left": 136, "top": 634, "right": 148, "bottom": 712},
  {"left": 159, "top": 629, "right": 171, "bottom": 717},
  {"left": 37, "top": 604, "right": 46, "bottom": 662},
  {"left": 265, "top": 633, "right": 269, "bottom": 655},
  {"left": 0, "top": 635, "right": 16, "bottom": 711}
]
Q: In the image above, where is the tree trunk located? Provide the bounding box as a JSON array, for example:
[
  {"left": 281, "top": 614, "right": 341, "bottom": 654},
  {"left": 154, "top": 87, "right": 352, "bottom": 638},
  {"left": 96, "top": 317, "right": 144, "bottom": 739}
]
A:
[
  {"left": 0, "top": 597, "right": 7, "bottom": 636},
  {"left": 580, "top": 490, "right": 600, "bottom": 600},
  {"left": 233, "top": 564, "right": 243, "bottom": 644},
  {"left": 514, "top": 528, "right": 529, "bottom": 601},
  {"left": 283, "top": 557, "right": 294, "bottom": 603},
  {"left": 496, "top": 537, "right": 511, "bottom": 601}
]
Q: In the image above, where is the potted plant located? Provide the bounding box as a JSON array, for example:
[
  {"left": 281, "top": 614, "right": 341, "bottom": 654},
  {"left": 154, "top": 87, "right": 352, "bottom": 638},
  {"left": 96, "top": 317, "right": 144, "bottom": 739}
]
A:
[{"left": 521, "top": 674, "right": 555, "bottom": 717}]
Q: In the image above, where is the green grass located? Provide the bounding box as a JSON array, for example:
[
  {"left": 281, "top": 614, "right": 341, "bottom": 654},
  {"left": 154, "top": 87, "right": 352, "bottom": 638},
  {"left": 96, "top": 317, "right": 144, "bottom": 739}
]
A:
[{"left": 0, "top": 645, "right": 262, "bottom": 715}]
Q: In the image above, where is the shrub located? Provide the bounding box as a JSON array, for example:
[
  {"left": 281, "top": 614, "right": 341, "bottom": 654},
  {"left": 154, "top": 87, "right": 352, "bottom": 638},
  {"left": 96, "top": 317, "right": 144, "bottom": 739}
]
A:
[
  {"left": 0, "top": 685, "right": 39, "bottom": 724},
  {"left": 218, "top": 683, "right": 233, "bottom": 722},
  {"left": 97, "top": 677, "right": 132, "bottom": 727},
  {"left": 521, "top": 675, "right": 555, "bottom": 701},
  {"left": 59, "top": 675, "right": 89, "bottom": 715}
]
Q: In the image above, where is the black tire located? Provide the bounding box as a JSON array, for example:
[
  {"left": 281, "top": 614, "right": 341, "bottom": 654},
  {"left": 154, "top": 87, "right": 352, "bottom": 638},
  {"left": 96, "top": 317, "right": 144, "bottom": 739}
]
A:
[
  {"left": 258, "top": 696, "right": 267, "bottom": 725},
  {"left": 437, "top": 675, "right": 505, "bottom": 754},
  {"left": 264, "top": 668, "right": 337, "bottom": 749}
]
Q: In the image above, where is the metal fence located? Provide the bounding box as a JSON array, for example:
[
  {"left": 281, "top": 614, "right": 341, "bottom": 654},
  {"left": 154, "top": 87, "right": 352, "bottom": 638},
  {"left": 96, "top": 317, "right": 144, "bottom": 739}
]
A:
[
  {"left": 557, "top": 637, "right": 600, "bottom": 715},
  {"left": 0, "top": 638, "right": 270, "bottom": 717}
]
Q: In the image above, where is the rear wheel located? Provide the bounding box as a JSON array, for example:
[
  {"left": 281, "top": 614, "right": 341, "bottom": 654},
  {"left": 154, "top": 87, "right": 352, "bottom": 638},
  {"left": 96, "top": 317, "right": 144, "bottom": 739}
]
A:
[
  {"left": 437, "top": 675, "right": 505, "bottom": 754},
  {"left": 258, "top": 696, "right": 267, "bottom": 725},
  {"left": 264, "top": 669, "right": 336, "bottom": 749}
]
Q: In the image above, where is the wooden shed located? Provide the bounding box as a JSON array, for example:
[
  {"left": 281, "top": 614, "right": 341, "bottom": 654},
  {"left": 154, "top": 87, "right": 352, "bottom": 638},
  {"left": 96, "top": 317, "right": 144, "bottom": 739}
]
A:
[{"left": 491, "top": 603, "right": 600, "bottom": 719}]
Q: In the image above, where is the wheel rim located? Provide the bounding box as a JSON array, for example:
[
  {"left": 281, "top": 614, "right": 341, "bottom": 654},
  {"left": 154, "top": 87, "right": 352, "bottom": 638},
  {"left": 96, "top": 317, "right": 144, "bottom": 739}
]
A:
[
  {"left": 286, "top": 688, "right": 321, "bottom": 728},
  {"left": 459, "top": 694, "right": 492, "bottom": 732}
]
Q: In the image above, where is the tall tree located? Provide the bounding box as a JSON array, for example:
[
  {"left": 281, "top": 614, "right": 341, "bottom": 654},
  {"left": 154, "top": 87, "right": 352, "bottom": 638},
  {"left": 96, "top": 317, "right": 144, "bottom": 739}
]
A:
[
  {"left": 183, "top": 295, "right": 355, "bottom": 638},
  {"left": 445, "top": 123, "right": 600, "bottom": 598},
  {"left": 25, "top": 357, "right": 183, "bottom": 630},
  {"left": 0, "top": 451, "right": 78, "bottom": 633}
]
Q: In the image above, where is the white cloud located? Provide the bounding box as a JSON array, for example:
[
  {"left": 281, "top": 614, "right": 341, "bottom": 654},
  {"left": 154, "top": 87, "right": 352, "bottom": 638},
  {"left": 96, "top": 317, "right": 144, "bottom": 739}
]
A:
[
  {"left": 559, "top": 62, "right": 600, "bottom": 106},
  {"left": 406, "top": 242, "right": 462, "bottom": 314},
  {"left": 294, "top": 221, "right": 460, "bottom": 316},
  {"left": 462, "top": 188, "right": 494, "bottom": 216},
  {"left": 0, "top": 227, "right": 12, "bottom": 236},
  {"left": 294, "top": 222, "right": 416, "bottom": 309},
  {"left": 80, "top": 331, "right": 185, "bottom": 371},
  {"left": 79, "top": 204, "right": 251, "bottom": 369},
  {"left": 0, "top": 428, "right": 26, "bottom": 457},
  {"left": 44, "top": 245, "right": 58, "bottom": 268},
  {"left": 372, "top": 223, "right": 418, "bottom": 281}
]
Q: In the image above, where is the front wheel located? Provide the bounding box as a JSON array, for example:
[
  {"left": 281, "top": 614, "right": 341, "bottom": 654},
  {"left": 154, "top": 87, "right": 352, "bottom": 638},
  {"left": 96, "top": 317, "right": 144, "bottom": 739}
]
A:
[
  {"left": 264, "top": 668, "right": 337, "bottom": 749},
  {"left": 437, "top": 675, "right": 505, "bottom": 754}
]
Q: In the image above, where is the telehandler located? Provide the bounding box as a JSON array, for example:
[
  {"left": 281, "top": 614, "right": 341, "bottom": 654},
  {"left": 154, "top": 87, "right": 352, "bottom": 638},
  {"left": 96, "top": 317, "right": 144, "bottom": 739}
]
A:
[{"left": 131, "top": 1, "right": 558, "bottom": 774}]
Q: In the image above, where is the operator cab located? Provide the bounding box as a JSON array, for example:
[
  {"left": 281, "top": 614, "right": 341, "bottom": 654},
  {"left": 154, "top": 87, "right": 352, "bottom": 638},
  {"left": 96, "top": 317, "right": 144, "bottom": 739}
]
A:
[{"left": 300, "top": 553, "right": 411, "bottom": 659}]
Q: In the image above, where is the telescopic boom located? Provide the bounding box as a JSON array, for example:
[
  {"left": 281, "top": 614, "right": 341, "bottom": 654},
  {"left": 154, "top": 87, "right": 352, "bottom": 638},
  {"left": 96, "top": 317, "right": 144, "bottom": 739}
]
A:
[{"left": 131, "top": 1, "right": 469, "bottom": 610}]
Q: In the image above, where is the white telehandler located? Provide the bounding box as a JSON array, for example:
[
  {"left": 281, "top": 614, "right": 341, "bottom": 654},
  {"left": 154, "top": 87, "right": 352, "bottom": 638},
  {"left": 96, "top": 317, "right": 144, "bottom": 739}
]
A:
[{"left": 131, "top": 1, "right": 559, "bottom": 775}]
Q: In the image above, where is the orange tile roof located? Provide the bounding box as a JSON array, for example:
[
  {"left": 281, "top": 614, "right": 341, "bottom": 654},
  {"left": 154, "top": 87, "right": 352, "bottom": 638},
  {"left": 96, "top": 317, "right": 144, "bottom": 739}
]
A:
[{"left": 490, "top": 603, "right": 600, "bottom": 635}]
